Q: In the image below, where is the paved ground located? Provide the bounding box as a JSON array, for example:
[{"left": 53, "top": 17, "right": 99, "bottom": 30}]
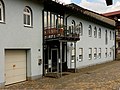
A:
[{"left": 2, "top": 60, "right": 120, "bottom": 90}]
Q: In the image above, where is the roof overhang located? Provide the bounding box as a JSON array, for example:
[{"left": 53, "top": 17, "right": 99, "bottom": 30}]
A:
[{"left": 65, "top": 4, "right": 115, "bottom": 29}]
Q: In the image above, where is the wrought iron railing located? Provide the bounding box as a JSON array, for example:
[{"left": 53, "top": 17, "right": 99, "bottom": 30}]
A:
[{"left": 44, "top": 26, "right": 80, "bottom": 40}]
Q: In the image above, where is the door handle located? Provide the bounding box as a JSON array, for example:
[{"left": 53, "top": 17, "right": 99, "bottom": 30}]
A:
[{"left": 13, "top": 65, "right": 16, "bottom": 67}]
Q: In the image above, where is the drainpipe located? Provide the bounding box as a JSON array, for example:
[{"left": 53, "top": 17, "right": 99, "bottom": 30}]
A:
[
  {"left": 42, "top": 9, "right": 45, "bottom": 76},
  {"left": 115, "top": 20, "right": 117, "bottom": 60}
]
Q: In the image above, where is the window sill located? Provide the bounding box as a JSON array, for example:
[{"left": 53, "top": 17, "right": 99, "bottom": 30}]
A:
[
  {"left": 0, "top": 21, "right": 6, "bottom": 24},
  {"left": 89, "top": 58, "right": 92, "bottom": 60},
  {"left": 24, "top": 25, "right": 33, "bottom": 28}
]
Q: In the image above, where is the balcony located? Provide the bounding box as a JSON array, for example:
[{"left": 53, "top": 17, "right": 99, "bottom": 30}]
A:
[{"left": 44, "top": 26, "right": 80, "bottom": 41}]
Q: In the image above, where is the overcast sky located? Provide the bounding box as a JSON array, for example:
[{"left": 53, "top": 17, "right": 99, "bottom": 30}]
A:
[{"left": 58, "top": 0, "right": 120, "bottom": 14}]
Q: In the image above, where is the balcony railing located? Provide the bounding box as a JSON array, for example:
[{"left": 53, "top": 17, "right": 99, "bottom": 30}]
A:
[{"left": 44, "top": 26, "right": 80, "bottom": 41}]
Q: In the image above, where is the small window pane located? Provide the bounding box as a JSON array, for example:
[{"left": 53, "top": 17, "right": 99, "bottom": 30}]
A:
[
  {"left": 89, "top": 25, "right": 92, "bottom": 37},
  {"left": 99, "top": 48, "right": 101, "bottom": 59},
  {"left": 105, "top": 48, "right": 107, "bottom": 57},
  {"left": 94, "top": 48, "right": 97, "bottom": 59},
  {"left": 89, "top": 48, "right": 92, "bottom": 60},
  {"left": 110, "top": 31, "right": 111, "bottom": 40},
  {"left": 27, "top": 15, "right": 30, "bottom": 25},
  {"left": 0, "top": 9, "right": 1, "bottom": 20},
  {"left": 79, "top": 48, "right": 83, "bottom": 62},
  {"left": 99, "top": 28, "right": 101, "bottom": 38},
  {"left": 24, "top": 14, "right": 26, "bottom": 25}
]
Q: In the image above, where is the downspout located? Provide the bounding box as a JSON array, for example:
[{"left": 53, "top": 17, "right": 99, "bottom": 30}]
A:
[{"left": 42, "top": 9, "right": 45, "bottom": 76}]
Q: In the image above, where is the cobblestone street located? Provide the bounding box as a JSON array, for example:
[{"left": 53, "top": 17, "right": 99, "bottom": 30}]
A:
[{"left": 2, "top": 60, "right": 120, "bottom": 90}]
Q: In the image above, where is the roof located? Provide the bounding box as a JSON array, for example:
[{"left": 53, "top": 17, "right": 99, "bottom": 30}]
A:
[
  {"left": 103, "top": 10, "right": 120, "bottom": 16},
  {"left": 65, "top": 3, "right": 115, "bottom": 27}
]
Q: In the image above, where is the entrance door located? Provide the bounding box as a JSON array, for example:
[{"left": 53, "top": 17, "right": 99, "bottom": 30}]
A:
[
  {"left": 5, "top": 50, "right": 26, "bottom": 85},
  {"left": 51, "top": 49, "right": 58, "bottom": 72}
]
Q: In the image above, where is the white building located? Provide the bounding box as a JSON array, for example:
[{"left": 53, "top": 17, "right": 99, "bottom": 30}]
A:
[{"left": 0, "top": 0, "right": 115, "bottom": 87}]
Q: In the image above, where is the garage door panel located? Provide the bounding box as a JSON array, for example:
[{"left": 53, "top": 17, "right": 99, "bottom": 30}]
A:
[
  {"left": 14, "top": 69, "right": 26, "bottom": 76},
  {"left": 5, "top": 50, "right": 26, "bottom": 63},
  {"left": 14, "top": 75, "right": 26, "bottom": 83},
  {"left": 6, "top": 70, "right": 14, "bottom": 77},
  {"left": 15, "top": 62, "right": 26, "bottom": 69},
  {"left": 6, "top": 62, "right": 26, "bottom": 70},
  {"left": 5, "top": 77, "right": 15, "bottom": 85},
  {"left": 5, "top": 50, "right": 26, "bottom": 85},
  {"left": 5, "top": 62, "right": 15, "bottom": 70}
]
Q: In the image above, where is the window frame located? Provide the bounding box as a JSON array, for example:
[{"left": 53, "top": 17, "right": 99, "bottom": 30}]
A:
[
  {"left": 94, "top": 27, "right": 97, "bottom": 38},
  {"left": 110, "top": 48, "right": 112, "bottom": 57},
  {"left": 94, "top": 48, "right": 97, "bottom": 59},
  {"left": 105, "top": 30, "right": 108, "bottom": 45},
  {"left": 98, "top": 48, "right": 101, "bottom": 59},
  {"left": 110, "top": 31, "right": 111, "bottom": 40},
  {"left": 89, "top": 48, "right": 92, "bottom": 60},
  {"left": 79, "top": 22, "right": 83, "bottom": 36},
  {"left": 79, "top": 48, "right": 83, "bottom": 62},
  {"left": 113, "top": 31, "right": 115, "bottom": 40},
  {"left": 98, "top": 28, "right": 101, "bottom": 38},
  {"left": 88, "top": 25, "right": 92, "bottom": 37},
  {"left": 71, "top": 20, "right": 75, "bottom": 33},
  {"left": 23, "top": 6, "right": 33, "bottom": 27},
  {"left": 0, "top": 0, "right": 5, "bottom": 23},
  {"left": 105, "top": 48, "right": 107, "bottom": 58}
]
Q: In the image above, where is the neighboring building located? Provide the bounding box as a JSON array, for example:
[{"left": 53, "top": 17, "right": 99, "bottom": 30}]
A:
[
  {"left": 0, "top": 0, "right": 115, "bottom": 87},
  {"left": 103, "top": 11, "right": 120, "bottom": 59}
]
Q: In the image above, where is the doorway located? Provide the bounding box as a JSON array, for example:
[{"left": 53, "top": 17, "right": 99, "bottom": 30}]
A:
[{"left": 51, "top": 49, "right": 58, "bottom": 72}]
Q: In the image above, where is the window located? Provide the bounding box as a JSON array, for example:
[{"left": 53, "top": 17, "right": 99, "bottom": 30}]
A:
[
  {"left": 71, "top": 48, "right": 75, "bottom": 63},
  {"left": 105, "top": 48, "right": 107, "bottom": 57},
  {"left": 94, "top": 27, "right": 97, "bottom": 38},
  {"left": 89, "top": 48, "right": 92, "bottom": 60},
  {"left": 110, "top": 48, "right": 112, "bottom": 57},
  {"left": 0, "top": 0, "right": 5, "bottom": 22},
  {"left": 79, "top": 22, "right": 83, "bottom": 36},
  {"left": 79, "top": 48, "right": 83, "bottom": 62},
  {"left": 71, "top": 20, "right": 75, "bottom": 34},
  {"left": 113, "top": 31, "right": 115, "bottom": 40},
  {"left": 110, "top": 31, "right": 111, "bottom": 40},
  {"left": 105, "top": 30, "right": 108, "bottom": 45},
  {"left": 88, "top": 25, "right": 92, "bottom": 37},
  {"left": 98, "top": 28, "right": 101, "bottom": 38},
  {"left": 24, "top": 6, "right": 32, "bottom": 27},
  {"left": 94, "top": 48, "right": 97, "bottom": 59},
  {"left": 98, "top": 48, "right": 101, "bottom": 59}
]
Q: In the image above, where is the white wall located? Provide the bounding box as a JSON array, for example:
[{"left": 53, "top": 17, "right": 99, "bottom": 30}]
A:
[
  {"left": 0, "top": 0, "right": 43, "bottom": 84},
  {"left": 66, "top": 15, "right": 115, "bottom": 69}
]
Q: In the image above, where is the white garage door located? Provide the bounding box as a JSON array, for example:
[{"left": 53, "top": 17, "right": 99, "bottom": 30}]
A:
[{"left": 5, "top": 50, "right": 26, "bottom": 85}]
